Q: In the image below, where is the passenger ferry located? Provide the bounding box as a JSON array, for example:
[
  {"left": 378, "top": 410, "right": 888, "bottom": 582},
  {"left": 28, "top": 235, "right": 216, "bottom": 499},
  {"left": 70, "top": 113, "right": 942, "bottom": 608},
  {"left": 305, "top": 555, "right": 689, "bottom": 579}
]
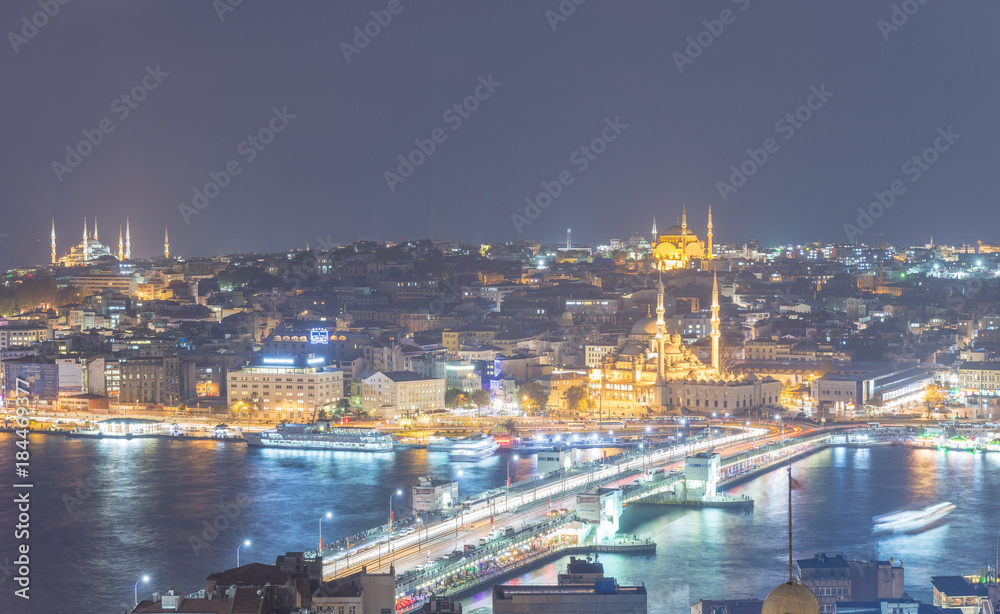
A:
[
  {"left": 872, "top": 501, "right": 955, "bottom": 534},
  {"left": 449, "top": 436, "right": 499, "bottom": 461},
  {"left": 243, "top": 422, "right": 393, "bottom": 452},
  {"left": 427, "top": 436, "right": 456, "bottom": 451}
]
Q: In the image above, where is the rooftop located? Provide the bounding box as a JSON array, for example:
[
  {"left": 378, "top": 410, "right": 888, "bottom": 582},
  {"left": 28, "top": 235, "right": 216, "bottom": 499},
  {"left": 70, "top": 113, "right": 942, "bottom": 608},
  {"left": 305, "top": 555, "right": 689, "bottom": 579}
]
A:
[{"left": 930, "top": 575, "right": 989, "bottom": 597}]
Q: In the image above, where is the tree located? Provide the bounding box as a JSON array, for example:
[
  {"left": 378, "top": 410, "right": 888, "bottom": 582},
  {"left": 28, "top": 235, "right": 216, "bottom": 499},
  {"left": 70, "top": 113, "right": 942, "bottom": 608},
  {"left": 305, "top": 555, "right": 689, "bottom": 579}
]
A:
[
  {"left": 469, "top": 389, "right": 490, "bottom": 408},
  {"left": 563, "top": 385, "right": 590, "bottom": 414},
  {"left": 445, "top": 388, "right": 469, "bottom": 408},
  {"left": 230, "top": 400, "right": 250, "bottom": 421},
  {"left": 499, "top": 417, "right": 520, "bottom": 438},
  {"left": 924, "top": 383, "right": 948, "bottom": 408},
  {"left": 519, "top": 381, "right": 549, "bottom": 415}
]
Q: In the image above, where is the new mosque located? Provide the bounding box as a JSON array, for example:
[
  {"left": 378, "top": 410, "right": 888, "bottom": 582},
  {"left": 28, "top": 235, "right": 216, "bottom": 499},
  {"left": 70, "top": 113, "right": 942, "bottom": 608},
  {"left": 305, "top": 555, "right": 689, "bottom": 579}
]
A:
[{"left": 591, "top": 206, "right": 781, "bottom": 417}]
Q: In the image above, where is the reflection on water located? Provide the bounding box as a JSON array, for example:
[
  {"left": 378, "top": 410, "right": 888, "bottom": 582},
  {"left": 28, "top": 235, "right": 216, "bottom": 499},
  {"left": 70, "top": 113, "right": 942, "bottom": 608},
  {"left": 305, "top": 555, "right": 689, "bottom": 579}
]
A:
[{"left": 0, "top": 436, "right": 996, "bottom": 614}]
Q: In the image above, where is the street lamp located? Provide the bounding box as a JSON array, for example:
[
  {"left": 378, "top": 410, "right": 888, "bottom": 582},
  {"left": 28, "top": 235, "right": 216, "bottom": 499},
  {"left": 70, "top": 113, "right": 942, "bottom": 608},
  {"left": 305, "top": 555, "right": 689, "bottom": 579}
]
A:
[
  {"left": 507, "top": 455, "right": 520, "bottom": 487},
  {"left": 237, "top": 539, "right": 250, "bottom": 567},
  {"left": 134, "top": 575, "right": 149, "bottom": 606},
  {"left": 319, "top": 511, "right": 332, "bottom": 551},
  {"left": 387, "top": 489, "right": 402, "bottom": 563}
]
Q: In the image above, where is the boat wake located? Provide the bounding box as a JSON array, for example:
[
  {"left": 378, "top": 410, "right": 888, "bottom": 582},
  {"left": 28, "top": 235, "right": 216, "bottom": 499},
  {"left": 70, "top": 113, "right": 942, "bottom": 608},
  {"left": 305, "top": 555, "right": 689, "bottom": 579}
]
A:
[{"left": 872, "top": 501, "right": 955, "bottom": 535}]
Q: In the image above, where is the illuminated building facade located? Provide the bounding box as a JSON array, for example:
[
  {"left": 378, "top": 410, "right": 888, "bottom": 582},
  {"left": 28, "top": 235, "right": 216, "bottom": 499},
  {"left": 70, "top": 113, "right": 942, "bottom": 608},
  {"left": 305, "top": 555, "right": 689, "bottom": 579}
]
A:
[
  {"left": 652, "top": 205, "right": 713, "bottom": 270},
  {"left": 227, "top": 359, "right": 344, "bottom": 422},
  {"left": 589, "top": 277, "right": 780, "bottom": 416},
  {"left": 361, "top": 370, "right": 445, "bottom": 418}
]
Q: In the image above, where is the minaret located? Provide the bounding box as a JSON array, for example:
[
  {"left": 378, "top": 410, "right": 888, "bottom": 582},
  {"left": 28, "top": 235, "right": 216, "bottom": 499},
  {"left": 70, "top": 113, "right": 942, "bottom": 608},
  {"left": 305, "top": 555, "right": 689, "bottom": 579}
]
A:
[
  {"left": 711, "top": 270, "right": 721, "bottom": 372},
  {"left": 50, "top": 219, "right": 56, "bottom": 265},
  {"left": 706, "top": 205, "right": 714, "bottom": 260},
  {"left": 651, "top": 216, "right": 657, "bottom": 244},
  {"left": 125, "top": 218, "right": 131, "bottom": 260},
  {"left": 652, "top": 273, "right": 669, "bottom": 408},
  {"left": 164, "top": 226, "right": 170, "bottom": 259},
  {"left": 83, "top": 218, "right": 89, "bottom": 262},
  {"left": 681, "top": 205, "right": 687, "bottom": 237},
  {"left": 93, "top": 216, "right": 99, "bottom": 243},
  {"left": 118, "top": 225, "right": 124, "bottom": 261},
  {"left": 655, "top": 274, "right": 666, "bottom": 380}
]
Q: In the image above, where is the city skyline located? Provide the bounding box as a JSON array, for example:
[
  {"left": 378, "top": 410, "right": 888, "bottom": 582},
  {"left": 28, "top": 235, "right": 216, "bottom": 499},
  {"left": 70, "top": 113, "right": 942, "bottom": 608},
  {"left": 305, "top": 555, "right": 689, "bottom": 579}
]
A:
[
  {"left": 4, "top": 4, "right": 1000, "bottom": 613},
  {"left": 2, "top": 3, "right": 1000, "bottom": 271}
]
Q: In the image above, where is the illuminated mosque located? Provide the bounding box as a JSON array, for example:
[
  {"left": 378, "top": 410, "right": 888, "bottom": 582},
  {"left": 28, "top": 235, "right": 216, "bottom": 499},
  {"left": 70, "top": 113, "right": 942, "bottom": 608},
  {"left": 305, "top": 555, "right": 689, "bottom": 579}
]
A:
[
  {"left": 52, "top": 218, "right": 170, "bottom": 266},
  {"left": 650, "top": 204, "right": 713, "bottom": 270},
  {"left": 591, "top": 205, "right": 781, "bottom": 417}
]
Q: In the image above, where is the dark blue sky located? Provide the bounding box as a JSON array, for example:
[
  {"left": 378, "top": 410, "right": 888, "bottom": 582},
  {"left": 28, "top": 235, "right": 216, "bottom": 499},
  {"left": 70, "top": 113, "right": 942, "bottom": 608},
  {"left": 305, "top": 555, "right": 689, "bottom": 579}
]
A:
[{"left": 1, "top": 1, "right": 998, "bottom": 269}]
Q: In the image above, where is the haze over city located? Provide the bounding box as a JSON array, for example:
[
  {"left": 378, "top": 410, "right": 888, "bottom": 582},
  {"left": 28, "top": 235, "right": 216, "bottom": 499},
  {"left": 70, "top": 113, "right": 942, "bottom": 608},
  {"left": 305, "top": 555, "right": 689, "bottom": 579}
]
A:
[{"left": 2, "top": 1, "right": 1000, "bottom": 271}]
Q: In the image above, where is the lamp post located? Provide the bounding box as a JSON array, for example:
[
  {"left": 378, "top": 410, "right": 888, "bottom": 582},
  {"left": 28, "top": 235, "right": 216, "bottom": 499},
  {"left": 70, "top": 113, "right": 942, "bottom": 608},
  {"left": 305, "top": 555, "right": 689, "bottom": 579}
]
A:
[
  {"left": 387, "top": 489, "right": 402, "bottom": 564},
  {"left": 319, "top": 511, "right": 332, "bottom": 552},
  {"left": 237, "top": 539, "right": 250, "bottom": 567},
  {"left": 507, "top": 455, "right": 519, "bottom": 487},
  {"left": 133, "top": 575, "right": 149, "bottom": 606}
]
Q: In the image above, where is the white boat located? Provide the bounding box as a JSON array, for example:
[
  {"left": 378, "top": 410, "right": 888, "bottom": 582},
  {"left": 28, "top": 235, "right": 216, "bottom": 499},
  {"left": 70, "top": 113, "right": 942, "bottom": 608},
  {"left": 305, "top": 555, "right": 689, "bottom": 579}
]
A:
[
  {"left": 449, "top": 436, "right": 499, "bottom": 462},
  {"left": 427, "top": 436, "right": 456, "bottom": 451},
  {"left": 243, "top": 423, "right": 393, "bottom": 452},
  {"left": 873, "top": 502, "right": 955, "bottom": 534}
]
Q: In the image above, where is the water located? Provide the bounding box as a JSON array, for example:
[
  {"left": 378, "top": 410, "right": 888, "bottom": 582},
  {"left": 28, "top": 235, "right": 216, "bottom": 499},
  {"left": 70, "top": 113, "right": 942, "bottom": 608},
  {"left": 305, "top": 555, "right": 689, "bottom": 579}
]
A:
[{"left": 0, "top": 435, "right": 997, "bottom": 614}]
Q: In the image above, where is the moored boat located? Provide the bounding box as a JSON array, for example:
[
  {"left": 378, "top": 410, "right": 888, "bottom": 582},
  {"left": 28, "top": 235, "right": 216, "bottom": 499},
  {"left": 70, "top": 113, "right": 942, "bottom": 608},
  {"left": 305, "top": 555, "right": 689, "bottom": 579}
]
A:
[{"left": 243, "top": 422, "right": 393, "bottom": 452}]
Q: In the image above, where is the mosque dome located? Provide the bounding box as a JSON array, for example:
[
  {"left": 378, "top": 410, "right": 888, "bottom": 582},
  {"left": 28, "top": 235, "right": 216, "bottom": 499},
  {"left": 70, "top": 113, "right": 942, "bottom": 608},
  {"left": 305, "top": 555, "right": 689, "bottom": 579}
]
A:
[
  {"left": 631, "top": 317, "right": 658, "bottom": 336},
  {"left": 663, "top": 224, "right": 686, "bottom": 236},
  {"left": 761, "top": 582, "right": 820, "bottom": 614},
  {"left": 620, "top": 343, "right": 645, "bottom": 357}
]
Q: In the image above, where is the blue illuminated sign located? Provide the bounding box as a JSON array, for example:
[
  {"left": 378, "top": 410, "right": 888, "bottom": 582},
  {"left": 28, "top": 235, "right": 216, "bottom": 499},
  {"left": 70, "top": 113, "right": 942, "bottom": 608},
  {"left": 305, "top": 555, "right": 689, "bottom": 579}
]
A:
[{"left": 310, "top": 329, "right": 329, "bottom": 344}]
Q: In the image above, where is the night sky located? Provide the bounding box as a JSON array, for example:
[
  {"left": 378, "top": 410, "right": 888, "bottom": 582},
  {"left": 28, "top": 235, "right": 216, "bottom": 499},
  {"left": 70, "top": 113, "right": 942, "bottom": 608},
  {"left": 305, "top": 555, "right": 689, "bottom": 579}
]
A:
[{"left": 1, "top": 1, "right": 998, "bottom": 270}]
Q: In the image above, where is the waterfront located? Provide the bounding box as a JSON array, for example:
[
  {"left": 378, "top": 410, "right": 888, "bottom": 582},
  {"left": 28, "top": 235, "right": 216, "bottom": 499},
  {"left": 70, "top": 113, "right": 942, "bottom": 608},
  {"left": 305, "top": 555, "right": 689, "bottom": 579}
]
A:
[{"left": 1, "top": 435, "right": 998, "bottom": 614}]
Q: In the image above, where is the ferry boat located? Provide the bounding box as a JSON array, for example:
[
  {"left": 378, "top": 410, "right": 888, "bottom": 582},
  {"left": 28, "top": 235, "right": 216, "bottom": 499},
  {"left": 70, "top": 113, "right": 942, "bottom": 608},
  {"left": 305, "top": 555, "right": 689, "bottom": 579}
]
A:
[
  {"left": 985, "top": 439, "right": 1000, "bottom": 452},
  {"left": 243, "top": 422, "right": 393, "bottom": 452},
  {"left": 509, "top": 437, "right": 556, "bottom": 452},
  {"left": 873, "top": 501, "right": 955, "bottom": 534},
  {"left": 449, "top": 436, "right": 499, "bottom": 462},
  {"left": 427, "top": 436, "right": 456, "bottom": 451}
]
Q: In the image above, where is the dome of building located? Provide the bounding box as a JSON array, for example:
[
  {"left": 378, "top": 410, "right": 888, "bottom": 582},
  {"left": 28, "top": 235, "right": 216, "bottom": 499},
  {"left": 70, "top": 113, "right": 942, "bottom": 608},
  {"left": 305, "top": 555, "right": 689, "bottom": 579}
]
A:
[
  {"left": 663, "top": 343, "right": 682, "bottom": 355},
  {"left": 620, "top": 343, "right": 645, "bottom": 356},
  {"left": 629, "top": 233, "right": 646, "bottom": 243},
  {"left": 761, "top": 581, "right": 820, "bottom": 614},
  {"left": 662, "top": 224, "right": 685, "bottom": 236},
  {"left": 631, "top": 317, "right": 658, "bottom": 336}
]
